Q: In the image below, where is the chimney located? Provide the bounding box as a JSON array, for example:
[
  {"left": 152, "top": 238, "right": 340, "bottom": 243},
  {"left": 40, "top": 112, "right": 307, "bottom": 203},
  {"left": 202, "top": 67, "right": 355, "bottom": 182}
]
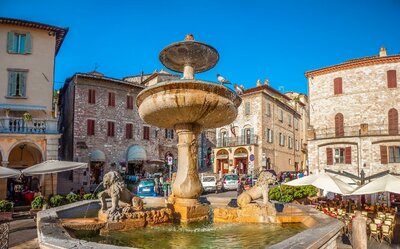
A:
[
  {"left": 379, "top": 47, "right": 387, "bottom": 57},
  {"left": 256, "top": 79, "right": 262, "bottom": 86}
]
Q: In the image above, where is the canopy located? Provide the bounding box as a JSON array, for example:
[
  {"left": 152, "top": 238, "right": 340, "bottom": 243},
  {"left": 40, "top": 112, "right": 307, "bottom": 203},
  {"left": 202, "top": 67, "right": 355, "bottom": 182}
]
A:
[
  {"left": 350, "top": 174, "right": 400, "bottom": 195},
  {"left": 284, "top": 172, "right": 356, "bottom": 195},
  {"left": 21, "top": 160, "right": 87, "bottom": 175},
  {"left": 127, "top": 145, "right": 146, "bottom": 162},
  {"left": 90, "top": 150, "right": 106, "bottom": 162},
  {"left": 0, "top": 167, "right": 21, "bottom": 178}
]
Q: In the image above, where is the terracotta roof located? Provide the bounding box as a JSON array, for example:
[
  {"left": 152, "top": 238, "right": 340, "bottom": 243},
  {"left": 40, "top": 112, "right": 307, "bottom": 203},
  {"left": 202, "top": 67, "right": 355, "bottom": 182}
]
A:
[
  {"left": 0, "top": 17, "right": 68, "bottom": 55},
  {"left": 305, "top": 54, "right": 400, "bottom": 78},
  {"left": 72, "top": 73, "right": 145, "bottom": 89}
]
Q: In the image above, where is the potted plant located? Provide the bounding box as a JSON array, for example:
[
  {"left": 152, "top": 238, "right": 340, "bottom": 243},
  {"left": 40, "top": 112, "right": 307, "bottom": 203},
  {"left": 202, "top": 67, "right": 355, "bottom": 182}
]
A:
[
  {"left": 49, "top": 195, "right": 65, "bottom": 207},
  {"left": 66, "top": 193, "right": 79, "bottom": 203},
  {"left": 0, "top": 200, "right": 13, "bottom": 221},
  {"left": 23, "top": 112, "right": 32, "bottom": 122},
  {"left": 30, "top": 196, "right": 47, "bottom": 217},
  {"left": 83, "top": 193, "right": 95, "bottom": 200}
]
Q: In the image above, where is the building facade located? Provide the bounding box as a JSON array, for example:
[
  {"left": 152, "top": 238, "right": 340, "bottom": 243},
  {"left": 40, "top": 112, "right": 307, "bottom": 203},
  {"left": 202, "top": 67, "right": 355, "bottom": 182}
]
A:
[
  {"left": 58, "top": 72, "right": 178, "bottom": 193},
  {"left": 0, "top": 18, "right": 68, "bottom": 199},
  {"left": 213, "top": 80, "right": 308, "bottom": 176},
  {"left": 306, "top": 48, "right": 400, "bottom": 178}
]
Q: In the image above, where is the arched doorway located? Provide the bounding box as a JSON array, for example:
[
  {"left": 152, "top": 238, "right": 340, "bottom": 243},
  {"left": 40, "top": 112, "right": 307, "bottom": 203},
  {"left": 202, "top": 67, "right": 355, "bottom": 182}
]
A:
[
  {"left": 126, "top": 145, "right": 146, "bottom": 176},
  {"left": 7, "top": 142, "right": 43, "bottom": 205},
  {"left": 216, "top": 149, "right": 229, "bottom": 174},
  {"left": 89, "top": 149, "right": 106, "bottom": 191},
  {"left": 234, "top": 147, "right": 248, "bottom": 174}
]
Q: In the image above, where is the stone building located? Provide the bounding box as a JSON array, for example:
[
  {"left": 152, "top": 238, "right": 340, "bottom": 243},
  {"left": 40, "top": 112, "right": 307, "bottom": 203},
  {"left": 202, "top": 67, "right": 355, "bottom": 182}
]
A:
[
  {"left": 306, "top": 47, "right": 400, "bottom": 178},
  {"left": 58, "top": 71, "right": 178, "bottom": 193},
  {"left": 213, "top": 80, "right": 308, "bottom": 176},
  {"left": 0, "top": 18, "right": 68, "bottom": 199}
]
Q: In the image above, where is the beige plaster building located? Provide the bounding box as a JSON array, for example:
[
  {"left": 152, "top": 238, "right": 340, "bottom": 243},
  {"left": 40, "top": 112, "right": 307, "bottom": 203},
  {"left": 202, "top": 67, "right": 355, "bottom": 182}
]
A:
[
  {"left": 213, "top": 80, "right": 308, "bottom": 175},
  {"left": 0, "top": 18, "right": 68, "bottom": 199},
  {"left": 306, "top": 48, "right": 400, "bottom": 178}
]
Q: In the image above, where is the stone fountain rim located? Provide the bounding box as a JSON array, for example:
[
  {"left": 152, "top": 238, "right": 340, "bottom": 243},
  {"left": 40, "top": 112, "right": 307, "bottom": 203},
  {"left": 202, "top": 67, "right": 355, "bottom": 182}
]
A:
[
  {"left": 136, "top": 79, "right": 242, "bottom": 108},
  {"left": 159, "top": 40, "right": 219, "bottom": 73}
]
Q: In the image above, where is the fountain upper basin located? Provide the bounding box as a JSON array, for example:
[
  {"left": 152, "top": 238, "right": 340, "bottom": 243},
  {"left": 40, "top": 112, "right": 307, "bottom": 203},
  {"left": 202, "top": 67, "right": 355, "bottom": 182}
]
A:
[{"left": 136, "top": 80, "right": 242, "bottom": 129}]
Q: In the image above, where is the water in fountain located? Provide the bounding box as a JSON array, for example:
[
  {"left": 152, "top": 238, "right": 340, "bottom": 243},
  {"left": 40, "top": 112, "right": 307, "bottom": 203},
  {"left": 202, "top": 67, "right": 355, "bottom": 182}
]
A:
[{"left": 83, "top": 181, "right": 103, "bottom": 219}]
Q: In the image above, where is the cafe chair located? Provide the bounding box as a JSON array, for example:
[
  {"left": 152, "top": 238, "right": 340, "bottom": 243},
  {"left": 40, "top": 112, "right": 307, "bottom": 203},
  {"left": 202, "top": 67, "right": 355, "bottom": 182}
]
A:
[
  {"left": 369, "top": 223, "right": 380, "bottom": 242},
  {"left": 381, "top": 224, "right": 393, "bottom": 244}
]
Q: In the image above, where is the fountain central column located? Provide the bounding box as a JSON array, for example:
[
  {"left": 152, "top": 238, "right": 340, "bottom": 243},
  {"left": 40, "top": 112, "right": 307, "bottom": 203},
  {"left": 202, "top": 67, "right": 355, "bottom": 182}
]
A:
[{"left": 172, "top": 123, "right": 202, "bottom": 204}]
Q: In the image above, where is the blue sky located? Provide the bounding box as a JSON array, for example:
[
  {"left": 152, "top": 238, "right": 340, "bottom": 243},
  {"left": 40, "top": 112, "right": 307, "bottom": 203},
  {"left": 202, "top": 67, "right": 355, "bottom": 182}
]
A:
[{"left": 1, "top": 0, "right": 400, "bottom": 94}]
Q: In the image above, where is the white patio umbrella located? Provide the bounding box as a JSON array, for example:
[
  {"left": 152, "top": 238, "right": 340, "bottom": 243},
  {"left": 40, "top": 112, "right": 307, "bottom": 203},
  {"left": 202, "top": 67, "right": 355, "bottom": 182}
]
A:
[
  {"left": 0, "top": 167, "right": 21, "bottom": 178},
  {"left": 350, "top": 174, "right": 400, "bottom": 195},
  {"left": 284, "top": 172, "right": 357, "bottom": 195},
  {"left": 21, "top": 160, "right": 88, "bottom": 194},
  {"left": 21, "top": 160, "right": 87, "bottom": 175}
]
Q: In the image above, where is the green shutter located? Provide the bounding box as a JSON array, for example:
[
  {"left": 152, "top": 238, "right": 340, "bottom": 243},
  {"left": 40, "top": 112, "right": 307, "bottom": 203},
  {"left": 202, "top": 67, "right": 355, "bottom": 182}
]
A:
[
  {"left": 8, "top": 72, "right": 17, "bottom": 96},
  {"left": 250, "top": 128, "right": 254, "bottom": 143},
  {"left": 25, "top": 33, "right": 32, "bottom": 53},
  {"left": 7, "top": 32, "right": 15, "bottom": 53},
  {"left": 20, "top": 72, "right": 27, "bottom": 96}
]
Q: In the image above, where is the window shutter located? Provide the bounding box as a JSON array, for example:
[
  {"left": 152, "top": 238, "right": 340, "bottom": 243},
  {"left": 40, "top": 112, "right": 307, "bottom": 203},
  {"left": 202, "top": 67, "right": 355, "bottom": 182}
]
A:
[
  {"left": 334, "top": 77, "right": 342, "bottom": 95},
  {"left": 387, "top": 70, "right": 397, "bottom": 88},
  {"left": 388, "top": 108, "right": 398, "bottom": 135},
  {"left": 92, "top": 90, "right": 96, "bottom": 104},
  {"left": 241, "top": 129, "right": 245, "bottom": 144},
  {"left": 345, "top": 147, "right": 352, "bottom": 164},
  {"left": 250, "top": 128, "right": 254, "bottom": 143},
  {"left": 7, "top": 32, "right": 15, "bottom": 53},
  {"left": 8, "top": 71, "right": 17, "bottom": 96},
  {"left": 335, "top": 113, "right": 344, "bottom": 137},
  {"left": 25, "top": 33, "right": 32, "bottom": 53},
  {"left": 87, "top": 120, "right": 91, "bottom": 135},
  {"left": 380, "top": 145, "right": 388, "bottom": 164},
  {"left": 327, "top": 148, "right": 333, "bottom": 165}
]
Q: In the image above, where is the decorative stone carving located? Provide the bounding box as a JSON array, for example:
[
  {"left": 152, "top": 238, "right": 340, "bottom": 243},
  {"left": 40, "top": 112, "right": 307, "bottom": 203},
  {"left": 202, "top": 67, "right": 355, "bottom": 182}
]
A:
[
  {"left": 237, "top": 169, "right": 276, "bottom": 208},
  {"left": 97, "top": 171, "right": 143, "bottom": 221}
]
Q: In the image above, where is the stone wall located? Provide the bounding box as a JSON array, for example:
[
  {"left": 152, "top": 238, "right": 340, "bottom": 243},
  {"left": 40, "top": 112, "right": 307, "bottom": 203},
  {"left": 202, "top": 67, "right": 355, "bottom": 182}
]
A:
[{"left": 307, "top": 56, "right": 400, "bottom": 175}]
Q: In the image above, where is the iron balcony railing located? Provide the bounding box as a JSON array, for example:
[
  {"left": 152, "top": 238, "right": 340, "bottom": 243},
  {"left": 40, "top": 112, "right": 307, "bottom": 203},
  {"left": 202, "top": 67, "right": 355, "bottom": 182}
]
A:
[
  {"left": 312, "top": 124, "right": 400, "bottom": 140},
  {"left": 0, "top": 117, "right": 58, "bottom": 134},
  {"left": 216, "top": 135, "right": 258, "bottom": 147}
]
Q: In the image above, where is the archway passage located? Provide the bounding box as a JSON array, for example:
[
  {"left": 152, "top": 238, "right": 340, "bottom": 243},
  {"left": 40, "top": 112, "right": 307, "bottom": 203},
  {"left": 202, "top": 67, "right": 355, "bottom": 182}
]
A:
[
  {"left": 216, "top": 149, "right": 229, "bottom": 174},
  {"left": 89, "top": 149, "right": 106, "bottom": 188},
  {"left": 7, "top": 142, "right": 43, "bottom": 205},
  {"left": 234, "top": 147, "right": 248, "bottom": 174}
]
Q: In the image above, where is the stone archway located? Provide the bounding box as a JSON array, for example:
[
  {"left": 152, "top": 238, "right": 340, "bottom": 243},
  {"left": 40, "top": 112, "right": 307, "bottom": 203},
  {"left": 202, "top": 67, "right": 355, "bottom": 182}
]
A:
[
  {"left": 216, "top": 149, "right": 229, "bottom": 174},
  {"left": 8, "top": 142, "right": 43, "bottom": 169}
]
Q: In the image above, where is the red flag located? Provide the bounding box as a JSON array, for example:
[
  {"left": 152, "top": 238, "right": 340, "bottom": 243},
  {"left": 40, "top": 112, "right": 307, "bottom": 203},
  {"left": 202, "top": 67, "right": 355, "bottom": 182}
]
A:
[{"left": 230, "top": 124, "right": 236, "bottom": 137}]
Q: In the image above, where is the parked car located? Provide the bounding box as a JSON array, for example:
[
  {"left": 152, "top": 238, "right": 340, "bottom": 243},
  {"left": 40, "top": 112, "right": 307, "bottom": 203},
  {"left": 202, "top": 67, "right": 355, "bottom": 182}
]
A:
[
  {"left": 137, "top": 179, "right": 157, "bottom": 197},
  {"left": 222, "top": 174, "right": 239, "bottom": 191},
  {"left": 201, "top": 175, "right": 217, "bottom": 193}
]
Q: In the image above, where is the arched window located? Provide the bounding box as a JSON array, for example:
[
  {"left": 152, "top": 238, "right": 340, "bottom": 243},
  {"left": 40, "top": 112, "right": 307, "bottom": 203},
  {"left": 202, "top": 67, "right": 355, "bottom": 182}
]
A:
[
  {"left": 220, "top": 129, "right": 228, "bottom": 146},
  {"left": 388, "top": 108, "right": 398, "bottom": 135},
  {"left": 335, "top": 113, "right": 344, "bottom": 137}
]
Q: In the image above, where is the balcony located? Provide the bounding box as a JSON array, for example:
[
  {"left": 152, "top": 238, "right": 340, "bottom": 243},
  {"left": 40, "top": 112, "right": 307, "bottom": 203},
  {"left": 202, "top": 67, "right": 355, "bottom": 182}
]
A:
[
  {"left": 216, "top": 135, "right": 258, "bottom": 147},
  {"left": 311, "top": 124, "right": 400, "bottom": 140},
  {"left": 0, "top": 117, "right": 58, "bottom": 134}
]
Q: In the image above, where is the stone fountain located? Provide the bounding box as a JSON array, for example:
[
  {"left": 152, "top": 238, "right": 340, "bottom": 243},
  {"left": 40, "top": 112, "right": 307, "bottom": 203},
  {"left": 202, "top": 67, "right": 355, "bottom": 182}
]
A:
[{"left": 136, "top": 35, "right": 241, "bottom": 222}]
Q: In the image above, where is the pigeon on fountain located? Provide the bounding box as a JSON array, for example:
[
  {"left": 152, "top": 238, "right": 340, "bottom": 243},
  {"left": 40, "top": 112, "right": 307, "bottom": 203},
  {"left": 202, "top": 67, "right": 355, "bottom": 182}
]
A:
[
  {"left": 217, "top": 74, "right": 231, "bottom": 85},
  {"left": 234, "top": 84, "right": 244, "bottom": 95}
]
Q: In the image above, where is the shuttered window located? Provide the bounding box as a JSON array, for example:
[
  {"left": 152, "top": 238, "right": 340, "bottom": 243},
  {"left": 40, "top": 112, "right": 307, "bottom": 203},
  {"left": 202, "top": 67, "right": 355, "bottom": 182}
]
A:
[
  {"left": 165, "top": 129, "right": 174, "bottom": 139},
  {"left": 88, "top": 89, "right": 96, "bottom": 104},
  {"left": 107, "top": 121, "right": 115, "bottom": 137},
  {"left": 126, "top": 123, "right": 133, "bottom": 139},
  {"left": 387, "top": 70, "right": 397, "bottom": 88},
  {"left": 143, "top": 126, "right": 150, "bottom": 140},
  {"left": 388, "top": 108, "right": 398, "bottom": 135},
  {"left": 108, "top": 92, "right": 115, "bottom": 107},
  {"left": 335, "top": 113, "right": 344, "bottom": 137},
  {"left": 326, "top": 148, "right": 333, "bottom": 165},
  {"left": 244, "top": 102, "right": 251, "bottom": 115},
  {"left": 334, "top": 77, "right": 342, "bottom": 95},
  {"left": 127, "top": 95, "right": 133, "bottom": 109},
  {"left": 7, "top": 70, "right": 27, "bottom": 97},
  {"left": 7, "top": 32, "right": 32, "bottom": 54},
  {"left": 345, "top": 147, "right": 351, "bottom": 164},
  {"left": 388, "top": 146, "right": 400, "bottom": 163},
  {"left": 87, "top": 119, "right": 95, "bottom": 136},
  {"left": 380, "top": 145, "right": 388, "bottom": 164},
  {"left": 266, "top": 103, "right": 271, "bottom": 116}
]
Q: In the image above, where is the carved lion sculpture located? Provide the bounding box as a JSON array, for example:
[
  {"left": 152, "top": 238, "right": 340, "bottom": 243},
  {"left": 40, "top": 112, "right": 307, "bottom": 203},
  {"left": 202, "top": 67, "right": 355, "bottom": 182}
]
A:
[
  {"left": 97, "top": 171, "right": 143, "bottom": 221},
  {"left": 237, "top": 170, "right": 276, "bottom": 208}
]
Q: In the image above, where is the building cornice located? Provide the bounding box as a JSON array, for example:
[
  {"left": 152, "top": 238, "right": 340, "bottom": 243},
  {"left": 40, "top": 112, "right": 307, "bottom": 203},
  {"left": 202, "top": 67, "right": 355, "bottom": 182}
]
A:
[{"left": 305, "top": 54, "right": 400, "bottom": 78}]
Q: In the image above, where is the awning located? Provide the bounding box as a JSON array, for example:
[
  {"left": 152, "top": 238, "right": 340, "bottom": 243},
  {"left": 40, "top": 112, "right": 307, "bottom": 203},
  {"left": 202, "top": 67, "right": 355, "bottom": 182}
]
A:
[
  {"left": 350, "top": 174, "right": 400, "bottom": 195},
  {"left": 216, "top": 155, "right": 229, "bottom": 159},
  {"left": 0, "top": 103, "right": 47, "bottom": 111},
  {"left": 234, "top": 153, "right": 248, "bottom": 158},
  {"left": 127, "top": 145, "right": 147, "bottom": 162},
  {"left": 90, "top": 150, "right": 106, "bottom": 162},
  {"left": 0, "top": 167, "right": 21, "bottom": 178},
  {"left": 21, "top": 160, "right": 87, "bottom": 175}
]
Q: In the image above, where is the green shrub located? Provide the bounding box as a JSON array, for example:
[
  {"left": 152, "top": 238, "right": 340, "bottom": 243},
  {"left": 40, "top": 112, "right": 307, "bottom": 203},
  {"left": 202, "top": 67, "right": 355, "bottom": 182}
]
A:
[
  {"left": 49, "top": 195, "right": 65, "bottom": 207},
  {"left": 83, "top": 193, "right": 95, "bottom": 200},
  {"left": 0, "top": 200, "right": 13, "bottom": 212},
  {"left": 31, "top": 196, "right": 46, "bottom": 209},
  {"left": 269, "top": 185, "right": 317, "bottom": 203},
  {"left": 66, "top": 193, "right": 80, "bottom": 203}
]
